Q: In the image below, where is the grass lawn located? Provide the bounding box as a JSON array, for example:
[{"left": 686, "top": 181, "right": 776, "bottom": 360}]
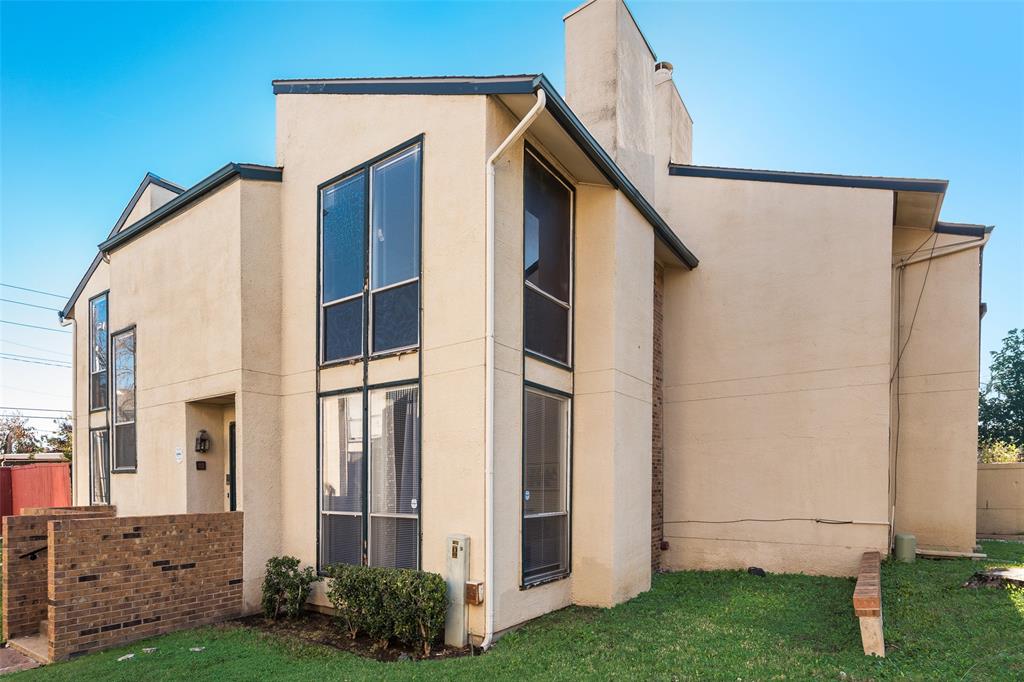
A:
[{"left": 12, "top": 540, "right": 1023, "bottom": 681}]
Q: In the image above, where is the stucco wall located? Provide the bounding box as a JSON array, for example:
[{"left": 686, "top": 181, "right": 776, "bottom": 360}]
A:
[
  {"left": 890, "top": 229, "right": 982, "bottom": 552},
  {"left": 977, "top": 463, "right": 1024, "bottom": 535},
  {"left": 656, "top": 176, "right": 894, "bottom": 576}
]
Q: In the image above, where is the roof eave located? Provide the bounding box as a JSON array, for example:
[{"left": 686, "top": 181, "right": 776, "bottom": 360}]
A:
[{"left": 668, "top": 164, "right": 949, "bottom": 194}]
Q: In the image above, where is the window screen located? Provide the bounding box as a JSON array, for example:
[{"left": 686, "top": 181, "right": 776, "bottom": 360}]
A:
[
  {"left": 369, "top": 385, "right": 420, "bottom": 569},
  {"left": 522, "top": 387, "right": 569, "bottom": 584},
  {"left": 320, "top": 392, "right": 364, "bottom": 567},
  {"left": 89, "top": 294, "right": 108, "bottom": 410},
  {"left": 321, "top": 142, "right": 422, "bottom": 361},
  {"left": 112, "top": 328, "right": 136, "bottom": 471},
  {"left": 523, "top": 150, "right": 572, "bottom": 365},
  {"left": 319, "top": 384, "right": 420, "bottom": 570},
  {"left": 89, "top": 429, "right": 110, "bottom": 505}
]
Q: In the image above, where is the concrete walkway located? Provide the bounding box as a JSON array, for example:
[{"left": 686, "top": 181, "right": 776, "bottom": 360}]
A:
[{"left": 0, "top": 647, "right": 40, "bottom": 675}]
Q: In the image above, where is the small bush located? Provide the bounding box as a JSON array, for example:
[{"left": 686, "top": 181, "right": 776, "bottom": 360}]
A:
[
  {"left": 261, "top": 555, "right": 318, "bottom": 620},
  {"left": 979, "top": 440, "right": 1023, "bottom": 463},
  {"left": 325, "top": 564, "right": 447, "bottom": 655}
]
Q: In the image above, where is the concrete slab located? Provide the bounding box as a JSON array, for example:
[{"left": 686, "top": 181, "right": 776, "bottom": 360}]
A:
[{"left": 0, "top": 646, "right": 41, "bottom": 675}]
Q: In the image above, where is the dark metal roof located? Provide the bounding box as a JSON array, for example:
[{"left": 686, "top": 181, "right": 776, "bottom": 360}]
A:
[
  {"left": 934, "top": 221, "right": 994, "bottom": 238},
  {"left": 274, "top": 74, "right": 698, "bottom": 269},
  {"left": 99, "top": 164, "right": 283, "bottom": 253},
  {"left": 61, "top": 164, "right": 282, "bottom": 320},
  {"left": 61, "top": 172, "right": 186, "bottom": 320},
  {"left": 668, "top": 163, "right": 949, "bottom": 194}
]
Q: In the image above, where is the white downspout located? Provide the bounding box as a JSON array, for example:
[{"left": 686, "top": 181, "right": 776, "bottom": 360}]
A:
[{"left": 482, "top": 87, "right": 546, "bottom": 650}]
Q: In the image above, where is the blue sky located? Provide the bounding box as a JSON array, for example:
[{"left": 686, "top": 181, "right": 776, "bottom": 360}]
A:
[{"left": 1, "top": 1, "right": 1021, "bottom": 431}]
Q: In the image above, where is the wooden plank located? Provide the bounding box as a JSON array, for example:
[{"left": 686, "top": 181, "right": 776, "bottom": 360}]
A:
[{"left": 859, "top": 615, "right": 885, "bottom": 657}]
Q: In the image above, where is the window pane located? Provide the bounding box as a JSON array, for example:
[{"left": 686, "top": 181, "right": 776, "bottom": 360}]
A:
[
  {"left": 524, "top": 152, "right": 571, "bottom": 303},
  {"left": 524, "top": 287, "right": 569, "bottom": 364},
  {"left": 91, "top": 372, "right": 108, "bottom": 413},
  {"left": 370, "top": 516, "right": 418, "bottom": 569},
  {"left": 524, "top": 390, "right": 567, "bottom": 515},
  {"left": 90, "top": 430, "right": 110, "bottom": 505},
  {"left": 523, "top": 514, "right": 568, "bottom": 581},
  {"left": 90, "top": 295, "right": 108, "bottom": 410},
  {"left": 322, "top": 173, "right": 366, "bottom": 303},
  {"left": 369, "top": 386, "right": 419, "bottom": 515},
  {"left": 113, "top": 330, "right": 135, "bottom": 423},
  {"left": 114, "top": 423, "right": 136, "bottom": 471},
  {"left": 322, "top": 514, "right": 362, "bottom": 567},
  {"left": 321, "top": 394, "right": 363, "bottom": 513},
  {"left": 323, "top": 298, "right": 363, "bottom": 361},
  {"left": 371, "top": 146, "right": 421, "bottom": 289},
  {"left": 372, "top": 282, "right": 418, "bottom": 353}
]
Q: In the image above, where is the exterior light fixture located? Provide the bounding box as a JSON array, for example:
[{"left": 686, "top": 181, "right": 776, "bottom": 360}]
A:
[{"left": 195, "top": 430, "right": 212, "bottom": 453}]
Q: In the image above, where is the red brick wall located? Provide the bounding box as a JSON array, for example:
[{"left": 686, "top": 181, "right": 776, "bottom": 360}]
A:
[
  {"left": 652, "top": 263, "right": 665, "bottom": 571},
  {"left": 47, "top": 512, "right": 243, "bottom": 661},
  {"left": 2, "top": 508, "right": 116, "bottom": 640}
]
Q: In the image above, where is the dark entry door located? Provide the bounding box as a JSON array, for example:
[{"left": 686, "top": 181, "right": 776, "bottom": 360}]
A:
[{"left": 228, "top": 422, "right": 237, "bottom": 512}]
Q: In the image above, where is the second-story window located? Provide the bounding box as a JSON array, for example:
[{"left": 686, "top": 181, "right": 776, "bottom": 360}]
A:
[
  {"left": 524, "top": 148, "right": 572, "bottom": 366},
  {"left": 89, "top": 292, "right": 109, "bottom": 410},
  {"left": 321, "top": 142, "right": 422, "bottom": 363}
]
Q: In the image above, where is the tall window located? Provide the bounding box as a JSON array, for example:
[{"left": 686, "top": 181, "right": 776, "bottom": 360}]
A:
[
  {"left": 320, "top": 384, "right": 420, "bottom": 569},
  {"left": 321, "top": 142, "right": 421, "bottom": 363},
  {"left": 524, "top": 149, "right": 572, "bottom": 366},
  {"left": 89, "top": 293, "right": 109, "bottom": 410},
  {"left": 111, "top": 328, "right": 136, "bottom": 471},
  {"left": 89, "top": 428, "right": 110, "bottom": 504},
  {"left": 522, "top": 386, "right": 570, "bottom": 585}
]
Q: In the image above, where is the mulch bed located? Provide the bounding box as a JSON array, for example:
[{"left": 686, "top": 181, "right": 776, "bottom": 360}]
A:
[
  {"left": 962, "top": 567, "right": 1024, "bottom": 589},
  {"left": 234, "top": 611, "right": 475, "bottom": 662}
]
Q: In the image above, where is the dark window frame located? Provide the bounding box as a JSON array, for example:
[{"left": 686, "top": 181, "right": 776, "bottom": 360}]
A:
[
  {"left": 521, "top": 381, "right": 572, "bottom": 588},
  {"left": 88, "top": 291, "right": 110, "bottom": 412},
  {"left": 110, "top": 325, "right": 137, "bottom": 473},
  {"left": 317, "top": 379, "right": 422, "bottom": 574},
  {"left": 88, "top": 426, "right": 110, "bottom": 505},
  {"left": 522, "top": 144, "right": 574, "bottom": 369},
  {"left": 318, "top": 136, "right": 424, "bottom": 367}
]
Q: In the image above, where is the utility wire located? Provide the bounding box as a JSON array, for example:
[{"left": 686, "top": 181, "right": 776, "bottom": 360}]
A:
[
  {"left": 0, "top": 340, "right": 70, "bottom": 357},
  {"left": 0, "top": 298, "right": 61, "bottom": 312},
  {"left": 0, "top": 413, "right": 71, "bottom": 420},
  {"left": 0, "top": 405, "right": 70, "bottom": 412},
  {"left": 0, "top": 320, "right": 71, "bottom": 334},
  {"left": 0, "top": 355, "right": 72, "bottom": 368},
  {"left": 0, "top": 283, "right": 67, "bottom": 299},
  {"left": 0, "top": 352, "right": 71, "bottom": 365},
  {"left": 0, "top": 385, "right": 71, "bottom": 398}
]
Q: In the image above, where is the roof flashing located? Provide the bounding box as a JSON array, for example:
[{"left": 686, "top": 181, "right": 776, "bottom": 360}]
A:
[{"left": 668, "top": 163, "right": 948, "bottom": 194}]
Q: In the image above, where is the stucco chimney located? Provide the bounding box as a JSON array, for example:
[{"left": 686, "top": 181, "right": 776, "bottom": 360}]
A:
[
  {"left": 565, "top": 0, "right": 657, "bottom": 200},
  {"left": 653, "top": 60, "right": 693, "bottom": 207}
]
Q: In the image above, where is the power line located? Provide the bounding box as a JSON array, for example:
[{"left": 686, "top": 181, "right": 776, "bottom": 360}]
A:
[
  {"left": 0, "top": 385, "right": 71, "bottom": 398},
  {"left": 0, "top": 413, "right": 71, "bottom": 420},
  {"left": 0, "top": 355, "right": 72, "bottom": 368},
  {"left": 0, "top": 320, "right": 71, "bottom": 334},
  {"left": 0, "top": 340, "right": 70, "bottom": 358},
  {"left": 0, "top": 405, "right": 70, "bottom": 413},
  {"left": 0, "top": 283, "right": 67, "bottom": 300},
  {"left": 0, "top": 352, "right": 71, "bottom": 365},
  {"left": 0, "top": 298, "right": 61, "bottom": 312}
]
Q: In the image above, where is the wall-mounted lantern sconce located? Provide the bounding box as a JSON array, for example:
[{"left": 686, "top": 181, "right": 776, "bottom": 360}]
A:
[{"left": 195, "top": 430, "right": 212, "bottom": 453}]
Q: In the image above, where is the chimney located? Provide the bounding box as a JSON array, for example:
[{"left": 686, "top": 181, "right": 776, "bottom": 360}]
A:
[
  {"left": 565, "top": 0, "right": 657, "bottom": 199},
  {"left": 653, "top": 60, "right": 693, "bottom": 206}
]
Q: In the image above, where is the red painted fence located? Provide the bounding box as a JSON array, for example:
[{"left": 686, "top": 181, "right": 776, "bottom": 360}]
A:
[{"left": 0, "top": 463, "right": 72, "bottom": 521}]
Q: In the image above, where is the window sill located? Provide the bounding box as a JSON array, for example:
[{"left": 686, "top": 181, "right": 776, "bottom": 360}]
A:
[
  {"left": 524, "top": 350, "right": 572, "bottom": 372},
  {"left": 520, "top": 571, "right": 570, "bottom": 591},
  {"left": 111, "top": 468, "right": 137, "bottom": 475}
]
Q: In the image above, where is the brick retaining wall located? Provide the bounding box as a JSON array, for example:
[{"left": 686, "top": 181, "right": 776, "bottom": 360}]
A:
[
  {"left": 2, "top": 507, "right": 116, "bottom": 641},
  {"left": 47, "top": 511, "right": 243, "bottom": 661}
]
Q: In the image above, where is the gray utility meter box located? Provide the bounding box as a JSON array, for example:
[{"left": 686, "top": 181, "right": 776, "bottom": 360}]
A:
[{"left": 445, "top": 534, "right": 470, "bottom": 647}]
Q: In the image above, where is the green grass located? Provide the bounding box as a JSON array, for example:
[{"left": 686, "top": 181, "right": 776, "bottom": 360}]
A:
[{"left": 13, "top": 540, "right": 1023, "bottom": 681}]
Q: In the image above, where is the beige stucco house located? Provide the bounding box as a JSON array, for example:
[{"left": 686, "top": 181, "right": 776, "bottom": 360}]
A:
[{"left": 60, "top": 0, "right": 990, "bottom": 645}]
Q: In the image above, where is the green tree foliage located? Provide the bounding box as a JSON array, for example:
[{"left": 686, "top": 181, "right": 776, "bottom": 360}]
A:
[
  {"left": 979, "top": 328, "right": 1024, "bottom": 450},
  {"left": 46, "top": 415, "right": 73, "bottom": 460},
  {"left": 0, "top": 413, "right": 42, "bottom": 453}
]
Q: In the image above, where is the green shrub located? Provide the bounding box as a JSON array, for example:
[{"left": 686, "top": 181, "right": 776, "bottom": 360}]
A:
[
  {"left": 261, "top": 555, "right": 318, "bottom": 620},
  {"left": 325, "top": 563, "right": 448, "bottom": 655}
]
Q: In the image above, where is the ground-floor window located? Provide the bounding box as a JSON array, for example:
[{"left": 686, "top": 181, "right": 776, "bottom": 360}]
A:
[
  {"left": 89, "top": 428, "right": 110, "bottom": 504},
  {"left": 522, "top": 385, "right": 570, "bottom": 585},
  {"left": 320, "top": 383, "right": 420, "bottom": 570}
]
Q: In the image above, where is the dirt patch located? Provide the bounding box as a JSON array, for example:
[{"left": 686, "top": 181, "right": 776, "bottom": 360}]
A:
[
  {"left": 962, "top": 567, "right": 1024, "bottom": 589},
  {"left": 234, "top": 611, "right": 475, "bottom": 662}
]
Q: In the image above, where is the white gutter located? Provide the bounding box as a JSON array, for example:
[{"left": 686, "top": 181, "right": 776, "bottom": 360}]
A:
[{"left": 482, "top": 87, "right": 546, "bottom": 650}]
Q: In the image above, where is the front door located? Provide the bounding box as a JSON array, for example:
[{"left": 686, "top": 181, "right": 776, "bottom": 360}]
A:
[{"left": 227, "top": 421, "right": 237, "bottom": 511}]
